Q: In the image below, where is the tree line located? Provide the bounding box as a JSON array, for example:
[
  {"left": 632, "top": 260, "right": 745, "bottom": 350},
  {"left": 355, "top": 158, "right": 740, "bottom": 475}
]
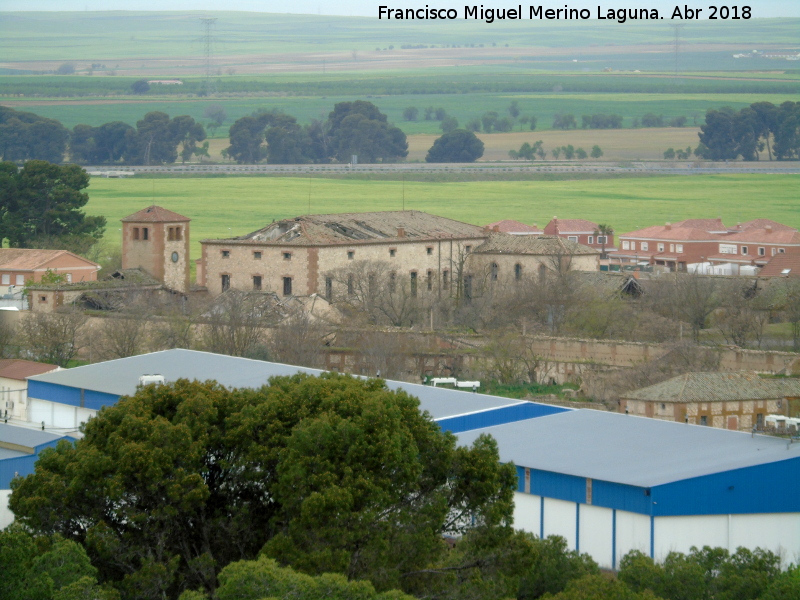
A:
[{"left": 0, "top": 106, "right": 208, "bottom": 166}]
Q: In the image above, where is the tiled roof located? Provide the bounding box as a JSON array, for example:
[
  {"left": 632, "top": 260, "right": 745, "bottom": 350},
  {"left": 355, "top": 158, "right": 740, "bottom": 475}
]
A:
[
  {"left": 485, "top": 220, "right": 543, "bottom": 234},
  {"left": 121, "top": 205, "right": 191, "bottom": 223},
  {"left": 212, "top": 211, "right": 487, "bottom": 246},
  {"left": 473, "top": 233, "right": 599, "bottom": 255},
  {"left": 734, "top": 219, "right": 796, "bottom": 232},
  {"left": 673, "top": 218, "right": 728, "bottom": 231},
  {"left": 0, "top": 359, "right": 58, "bottom": 381},
  {"left": 759, "top": 254, "right": 800, "bottom": 278},
  {"left": 619, "top": 225, "right": 720, "bottom": 241},
  {"left": 0, "top": 249, "right": 99, "bottom": 271},
  {"left": 546, "top": 218, "right": 600, "bottom": 232},
  {"left": 724, "top": 228, "right": 800, "bottom": 245},
  {"left": 26, "top": 268, "right": 161, "bottom": 291},
  {"left": 623, "top": 371, "right": 800, "bottom": 403}
]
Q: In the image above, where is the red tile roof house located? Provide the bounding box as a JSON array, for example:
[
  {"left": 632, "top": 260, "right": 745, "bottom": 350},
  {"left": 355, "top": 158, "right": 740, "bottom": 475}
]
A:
[
  {"left": 758, "top": 253, "right": 800, "bottom": 278},
  {"left": 0, "top": 359, "right": 60, "bottom": 422},
  {"left": 705, "top": 226, "right": 800, "bottom": 273},
  {"left": 0, "top": 249, "right": 101, "bottom": 291},
  {"left": 484, "top": 220, "right": 543, "bottom": 235},
  {"left": 543, "top": 217, "right": 616, "bottom": 256},
  {"left": 616, "top": 222, "right": 724, "bottom": 272}
]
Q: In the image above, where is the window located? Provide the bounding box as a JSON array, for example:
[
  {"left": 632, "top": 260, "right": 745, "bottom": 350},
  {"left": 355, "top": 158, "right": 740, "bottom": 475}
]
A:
[
  {"left": 657, "top": 243, "right": 665, "bottom": 252},
  {"left": 588, "top": 236, "right": 594, "bottom": 244},
  {"left": 757, "top": 413, "right": 764, "bottom": 427},
  {"left": 252, "top": 275, "right": 262, "bottom": 291},
  {"left": 65, "top": 274, "right": 72, "bottom": 283},
  {"left": 490, "top": 262, "right": 498, "bottom": 281},
  {"left": 442, "top": 269, "right": 450, "bottom": 290},
  {"left": 15, "top": 275, "right": 24, "bottom": 285},
  {"left": 778, "top": 248, "right": 785, "bottom": 254},
  {"left": 640, "top": 242, "right": 649, "bottom": 251},
  {"left": 538, "top": 264, "right": 547, "bottom": 281},
  {"left": 568, "top": 236, "right": 578, "bottom": 242},
  {"left": 426, "top": 246, "right": 433, "bottom": 255},
  {"left": 389, "top": 248, "right": 396, "bottom": 258},
  {"left": 597, "top": 236, "right": 607, "bottom": 244},
  {"left": 772, "top": 248, "right": 777, "bottom": 256},
  {"left": 142, "top": 228, "right": 149, "bottom": 240},
  {"left": 221, "top": 274, "right": 230, "bottom": 291},
  {"left": 427, "top": 270, "right": 433, "bottom": 291},
  {"left": 463, "top": 275, "right": 473, "bottom": 302},
  {"left": 758, "top": 247, "right": 765, "bottom": 256},
  {"left": 253, "top": 251, "right": 262, "bottom": 260},
  {"left": 347, "top": 251, "right": 354, "bottom": 260},
  {"left": 630, "top": 242, "right": 636, "bottom": 250},
  {"left": 168, "top": 227, "right": 175, "bottom": 241},
  {"left": 515, "top": 263, "right": 522, "bottom": 281},
  {"left": 465, "top": 245, "right": 472, "bottom": 253},
  {"left": 347, "top": 273, "right": 354, "bottom": 295},
  {"left": 1, "top": 274, "right": 8, "bottom": 285},
  {"left": 283, "top": 277, "right": 292, "bottom": 296},
  {"left": 676, "top": 244, "right": 684, "bottom": 253},
  {"left": 39, "top": 295, "right": 47, "bottom": 303},
  {"left": 410, "top": 272, "right": 417, "bottom": 297},
  {"left": 325, "top": 277, "right": 333, "bottom": 301},
  {"left": 221, "top": 250, "right": 230, "bottom": 258},
  {"left": 670, "top": 244, "right": 675, "bottom": 252},
  {"left": 700, "top": 416, "right": 708, "bottom": 426},
  {"left": 719, "top": 243, "right": 737, "bottom": 255},
  {"left": 174, "top": 227, "right": 182, "bottom": 241},
  {"left": 133, "top": 227, "right": 140, "bottom": 240},
  {"left": 622, "top": 241, "right": 630, "bottom": 250},
  {"left": 741, "top": 246, "right": 748, "bottom": 255},
  {"left": 283, "top": 252, "right": 292, "bottom": 260}
]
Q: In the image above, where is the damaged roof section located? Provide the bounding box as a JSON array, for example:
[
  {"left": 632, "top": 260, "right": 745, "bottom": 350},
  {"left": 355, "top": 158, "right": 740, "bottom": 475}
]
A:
[
  {"left": 473, "top": 233, "right": 599, "bottom": 256},
  {"left": 207, "top": 211, "right": 487, "bottom": 246}
]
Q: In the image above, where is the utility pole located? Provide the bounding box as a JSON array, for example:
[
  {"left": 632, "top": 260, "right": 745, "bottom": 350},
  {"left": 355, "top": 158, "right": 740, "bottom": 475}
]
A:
[
  {"left": 199, "top": 17, "right": 217, "bottom": 96},
  {"left": 669, "top": 23, "right": 685, "bottom": 81}
]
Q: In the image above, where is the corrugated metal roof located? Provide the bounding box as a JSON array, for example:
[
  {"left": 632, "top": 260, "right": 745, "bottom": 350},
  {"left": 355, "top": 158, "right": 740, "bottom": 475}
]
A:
[
  {"left": 0, "top": 422, "right": 65, "bottom": 449},
  {"left": 27, "top": 349, "right": 526, "bottom": 421},
  {"left": 623, "top": 371, "right": 800, "bottom": 402},
  {"left": 207, "top": 211, "right": 486, "bottom": 246},
  {"left": 473, "top": 233, "right": 598, "bottom": 256},
  {"left": 455, "top": 410, "right": 800, "bottom": 487}
]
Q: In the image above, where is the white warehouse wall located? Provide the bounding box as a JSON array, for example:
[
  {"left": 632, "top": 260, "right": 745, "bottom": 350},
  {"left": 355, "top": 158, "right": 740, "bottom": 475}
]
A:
[
  {"left": 0, "top": 490, "right": 12, "bottom": 530},
  {"left": 579, "top": 504, "right": 614, "bottom": 568},
  {"left": 542, "top": 497, "right": 577, "bottom": 549},
  {"left": 28, "top": 399, "right": 95, "bottom": 430}
]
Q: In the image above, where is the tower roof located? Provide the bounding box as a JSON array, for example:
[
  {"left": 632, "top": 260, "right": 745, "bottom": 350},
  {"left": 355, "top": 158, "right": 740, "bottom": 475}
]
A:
[{"left": 121, "top": 206, "right": 190, "bottom": 223}]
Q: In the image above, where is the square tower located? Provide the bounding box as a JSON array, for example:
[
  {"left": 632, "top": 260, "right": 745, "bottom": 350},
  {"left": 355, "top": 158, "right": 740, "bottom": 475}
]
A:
[{"left": 121, "top": 206, "right": 191, "bottom": 293}]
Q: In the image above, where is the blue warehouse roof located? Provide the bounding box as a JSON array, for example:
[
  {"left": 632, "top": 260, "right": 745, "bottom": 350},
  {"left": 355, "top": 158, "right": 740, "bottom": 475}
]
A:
[
  {"left": 456, "top": 410, "right": 800, "bottom": 487},
  {"left": 27, "top": 349, "right": 570, "bottom": 432},
  {"left": 0, "top": 423, "right": 77, "bottom": 489}
]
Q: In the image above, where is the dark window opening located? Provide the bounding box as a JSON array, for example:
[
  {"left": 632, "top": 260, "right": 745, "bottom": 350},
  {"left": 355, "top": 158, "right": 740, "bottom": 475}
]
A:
[
  {"left": 700, "top": 415, "right": 708, "bottom": 426},
  {"left": 426, "top": 247, "right": 433, "bottom": 255},
  {"left": 252, "top": 275, "right": 262, "bottom": 291},
  {"left": 389, "top": 248, "right": 396, "bottom": 258},
  {"left": 347, "top": 273, "right": 354, "bottom": 295},
  {"left": 443, "top": 270, "right": 450, "bottom": 290},
  {"left": 221, "top": 250, "right": 230, "bottom": 258},
  {"left": 427, "top": 270, "right": 433, "bottom": 291},
  {"left": 142, "top": 228, "right": 149, "bottom": 240},
  {"left": 538, "top": 264, "right": 547, "bottom": 281},
  {"left": 283, "top": 277, "right": 292, "bottom": 296},
  {"left": 175, "top": 227, "right": 182, "bottom": 241},
  {"left": 515, "top": 263, "right": 522, "bottom": 281},
  {"left": 463, "top": 275, "right": 473, "bottom": 303},
  {"left": 410, "top": 272, "right": 418, "bottom": 297},
  {"left": 347, "top": 251, "right": 354, "bottom": 260},
  {"left": 221, "top": 274, "right": 230, "bottom": 292},
  {"left": 326, "top": 277, "right": 333, "bottom": 301},
  {"left": 254, "top": 251, "right": 262, "bottom": 259},
  {"left": 168, "top": 227, "right": 175, "bottom": 241},
  {"left": 283, "top": 252, "right": 292, "bottom": 260},
  {"left": 465, "top": 245, "right": 472, "bottom": 253},
  {"left": 490, "top": 262, "right": 499, "bottom": 281},
  {"left": 133, "top": 227, "right": 140, "bottom": 240}
]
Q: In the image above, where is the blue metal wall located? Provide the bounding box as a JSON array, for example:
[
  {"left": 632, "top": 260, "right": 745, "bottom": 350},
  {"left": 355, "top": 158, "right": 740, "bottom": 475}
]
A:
[
  {"left": 0, "top": 437, "right": 75, "bottom": 489},
  {"left": 529, "top": 468, "right": 587, "bottom": 504},
  {"left": 84, "top": 390, "right": 121, "bottom": 410},
  {"left": 438, "top": 402, "right": 569, "bottom": 433},
  {"left": 27, "top": 380, "right": 82, "bottom": 407},
  {"left": 593, "top": 479, "right": 652, "bottom": 515}
]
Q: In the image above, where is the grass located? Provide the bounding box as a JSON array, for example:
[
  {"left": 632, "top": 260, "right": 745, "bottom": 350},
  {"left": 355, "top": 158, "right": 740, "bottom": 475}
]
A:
[{"left": 85, "top": 174, "right": 800, "bottom": 262}]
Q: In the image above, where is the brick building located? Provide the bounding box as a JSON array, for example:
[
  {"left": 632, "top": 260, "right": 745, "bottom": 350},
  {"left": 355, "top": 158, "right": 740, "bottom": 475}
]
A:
[
  {"left": 121, "top": 206, "right": 191, "bottom": 293},
  {"left": 619, "top": 371, "right": 800, "bottom": 431},
  {"left": 0, "top": 249, "right": 100, "bottom": 292},
  {"left": 484, "top": 220, "right": 543, "bottom": 235},
  {"left": 543, "top": 217, "right": 616, "bottom": 254}
]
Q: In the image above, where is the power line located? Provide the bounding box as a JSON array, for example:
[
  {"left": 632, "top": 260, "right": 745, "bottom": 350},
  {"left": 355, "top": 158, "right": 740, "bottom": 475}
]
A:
[
  {"left": 669, "top": 23, "right": 685, "bottom": 80},
  {"left": 199, "top": 17, "right": 217, "bottom": 96}
]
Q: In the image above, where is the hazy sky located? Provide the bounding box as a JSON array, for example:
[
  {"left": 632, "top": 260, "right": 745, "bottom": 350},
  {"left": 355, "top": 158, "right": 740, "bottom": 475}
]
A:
[{"left": 3, "top": 1, "right": 799, "bottom": 18}]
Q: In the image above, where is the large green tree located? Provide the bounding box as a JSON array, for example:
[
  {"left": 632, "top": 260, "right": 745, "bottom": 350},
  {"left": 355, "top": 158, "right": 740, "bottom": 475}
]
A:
[
  {"left": 327, "top": 101, "right": 408, "bottom": 163},
  {"left": 425, "top": 129, "right": 484, "bottom": 163},
  {"left": 0, "top": 106, "right": 69, "bottom": 163},
  {"left": 11, "top": 374, "right": 516, "bottom": 600},
  {"left": 0, "top": 160, "right": 105, "bottom": 250}
]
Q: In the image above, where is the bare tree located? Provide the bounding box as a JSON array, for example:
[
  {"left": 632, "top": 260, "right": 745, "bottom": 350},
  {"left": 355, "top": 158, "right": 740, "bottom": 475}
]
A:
[
  {"left": 784, "top": 279, "right": 800, "bottom": 351},
  {"left": 95, "top": 315, "right": 150, "bottom": 360},
  {"left": 200, "top": 290, "right": 274, "bottom": 357},
  {"left": 17, "top": 309, "right": 86, "bottom": 367},
  {"left": 267, "top": 310, "right": 329, "bottom": 368},
  {"left": 674, "top": 273, "right": 721, "bottom": 342}
]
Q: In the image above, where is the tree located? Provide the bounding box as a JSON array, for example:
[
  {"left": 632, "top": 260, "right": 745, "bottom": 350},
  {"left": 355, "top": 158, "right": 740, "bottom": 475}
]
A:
[
  {"left": 575, "top": 147, "right": 587, "bottom": 159},
  {"left": 124, "top": 111, "right": 182, "bottom": 165},
  {"left": 591, "top": 145, "right": 603, "bottom": 159},
  {"left": 130, "top": 79, "right": 150, "bottom": 95},
  {"left": 0, "top": 160, "right": 106, "bottom": 249},
  {"left": 426, "top": 129, "right": 484, "bottom": 163},
  {"left": 225, "top": 115, "right": 268, "bottom": 164},
  {"left": 11, "top": 375, "right": 515, "bottom": 598},
  {"left": 528, "top": 115, "right": 538, "bottom": 131},
  {"left": 440, "top": 116, "right": 459, "bottom": 133},
  {"left": 0, "top": 107, "right": 69, "bottom": 163},
  {"left": 544, "top": 574, "right": 663, "bottom": 600},
  {"left": 481, "top": 111, "right": 499, "bottom": 133},
  {"left": 593, "top": 224, "right": 614, "bottom": 259},
  {"left": 263, "top": 112, "right": 311, "bottom": 164},
  {"left": 201, "top": 290, "right": 271, "bottom": 357},
  {"left": 402, "top": 107, "right": 419, "bottom": 122},
  {"left": 772, "top": 101, "right": 800, "bottom": 160},
  {"left": 562, "top": 144, "right": 575, "bottom": 160},
  {"left": 552, "top": 113, "right": 576, "bottom": 130},
  {"left": 56, "top": 62, "right": 76, "bottom": 75},
  {"left": 92, "top": 121, "right": 135, "bottom": 164},
  {"left": 696, "top": 108, "right": 739, "bottom": 160},
  {"left": 16, "top": 309, "right": 87, "bottom": 367},
  {"left": 466, "top": 118, "right": 481, "bottom": 133},
  {"left": 327, "top": 101, "right": 407, "bottom": 163},
  {"left": 642, "top": 113, "right": 664, "bottom": 127},
  {"left": 517, "top": 536, "right": 599, "bottom": 599},
  {"left": 508, "top": 101, "right": 520, "bottom": 118},
  {"left": 69, "top": 124, "right": 96, "bottom": 164},
  {"left": 203, "top": 105, "right": 227, "bottom": 135},
  {"left": 552, "top": 147, "right": 561, "bottom": 159}
]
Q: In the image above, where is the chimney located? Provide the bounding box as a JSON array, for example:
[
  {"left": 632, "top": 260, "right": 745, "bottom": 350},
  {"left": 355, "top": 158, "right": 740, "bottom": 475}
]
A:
[
  {"left": 397, "top": 227, "right": 406, "bottom": 238},
  {"left": 665, "top": 222, "right": 671, "bottom": 230},
  {"left": 766, "top": 225, "right": 772, "bottom": 234}
]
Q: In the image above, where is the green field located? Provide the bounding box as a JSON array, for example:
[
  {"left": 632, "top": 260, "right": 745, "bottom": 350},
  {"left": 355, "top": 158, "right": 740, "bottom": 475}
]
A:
[
  {"left": 3, "top": 12, "right": 798, "bottom": 62},
  {"left": 85, "top": 174, "right": 800, "bottom": 261}
]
